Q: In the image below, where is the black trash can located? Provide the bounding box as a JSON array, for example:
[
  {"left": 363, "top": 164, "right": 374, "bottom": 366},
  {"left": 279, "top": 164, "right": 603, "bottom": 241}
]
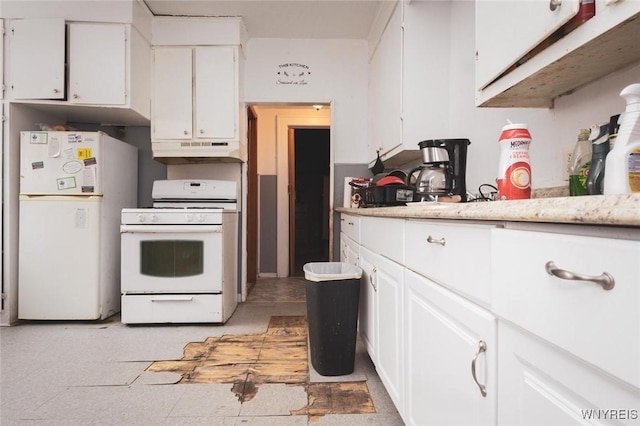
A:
[{"left": 303, "top": 262, "right": 362, "bottom": 376}]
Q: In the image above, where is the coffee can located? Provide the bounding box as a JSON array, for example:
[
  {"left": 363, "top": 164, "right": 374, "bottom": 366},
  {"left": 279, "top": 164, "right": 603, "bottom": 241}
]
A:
[{"left": 497, "top": 123, "right": 532, "bottom": 200}]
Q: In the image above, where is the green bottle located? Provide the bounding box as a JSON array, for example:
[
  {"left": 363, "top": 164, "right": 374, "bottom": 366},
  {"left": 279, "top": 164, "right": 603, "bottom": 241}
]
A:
[{"left": 569, "top": 128, "right": 592, "bottom": 196}]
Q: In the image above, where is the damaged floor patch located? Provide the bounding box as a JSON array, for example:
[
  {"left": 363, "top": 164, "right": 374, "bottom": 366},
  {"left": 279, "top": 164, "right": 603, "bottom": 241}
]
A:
[{"left": 147, "top": 315, "right": 375, "bottom": 417}]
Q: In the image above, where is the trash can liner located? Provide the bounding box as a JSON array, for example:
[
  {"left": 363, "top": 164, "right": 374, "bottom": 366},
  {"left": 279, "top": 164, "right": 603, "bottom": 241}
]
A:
[
  {"left": 303, "top": 262, "right": 362, "bottom": 376},
  {"left": 303, "top": 262, "right": 362, "bottom": 282}
]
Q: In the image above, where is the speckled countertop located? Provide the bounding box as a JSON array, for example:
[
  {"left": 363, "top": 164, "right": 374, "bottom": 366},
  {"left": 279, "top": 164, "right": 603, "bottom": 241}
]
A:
[{"left": 336, "top": 193, "right": 640, "bottom": 227}]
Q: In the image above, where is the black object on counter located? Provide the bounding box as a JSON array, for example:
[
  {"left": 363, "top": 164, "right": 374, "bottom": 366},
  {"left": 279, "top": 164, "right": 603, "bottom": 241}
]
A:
[{"left": 586, "top": 123, "right": 610, "bottom": 195}]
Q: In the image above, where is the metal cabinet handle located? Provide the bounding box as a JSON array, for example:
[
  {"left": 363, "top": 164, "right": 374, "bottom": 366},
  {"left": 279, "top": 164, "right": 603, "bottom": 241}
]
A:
[
  {"left": 199, "top": 129, "right": 204, "bottom": 134},
  {"left": 183, "top": 130, "right": 189, "bottom": 135},
  {"left": 348, "top": 221, "right": 354, "bottom": 226},
  {"left": 471, "top": 340, "right": 487, "bottom": 397},
  {"left": 426, "top": 235, "right": 446, "bottom": 246},
  {"left": 53, "top": 88, "right": 59, "bottom": 94},
  {"left": 72, "top": 93, "right": 79, "bottom": 99},
  {"left": 369, "top": 267, "right": 378, "bottom": 291},
  {"left": 549, "top": 0, "right": 562, "bottom": 11},
  {"left": 545, "top": 261, "right": 615, "bottom": 291}
]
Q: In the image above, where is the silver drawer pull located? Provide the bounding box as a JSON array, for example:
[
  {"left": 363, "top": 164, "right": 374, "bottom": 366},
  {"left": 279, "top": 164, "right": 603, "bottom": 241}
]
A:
[
  {"left": 549, "top": 0, "right": 562, "bottom": 11},
  {"left": 545, "top": 261, "right": 615, "bottom": 291},
  {"left": 427, "top": 235, "right": 446, "bottom": 246},
  {"left": 471, "top": 340, "right": 487, "bottom": 397}
]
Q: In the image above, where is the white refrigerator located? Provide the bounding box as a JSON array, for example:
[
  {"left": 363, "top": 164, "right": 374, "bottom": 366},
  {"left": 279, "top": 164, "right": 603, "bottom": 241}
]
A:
[{"left": 19, "top": 131, "right": 138, "bottom": 320}]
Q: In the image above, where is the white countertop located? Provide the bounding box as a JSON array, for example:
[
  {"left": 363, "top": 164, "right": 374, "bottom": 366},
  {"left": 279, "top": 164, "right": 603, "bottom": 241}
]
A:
[{"left": 336, "top": 194, "right": 640, "bottom": 227}]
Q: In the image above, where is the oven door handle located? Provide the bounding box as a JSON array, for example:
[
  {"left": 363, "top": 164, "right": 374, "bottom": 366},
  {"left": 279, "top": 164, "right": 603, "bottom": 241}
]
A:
[{"left": 120, "top": 224, "right": 222, "bottom": 233}]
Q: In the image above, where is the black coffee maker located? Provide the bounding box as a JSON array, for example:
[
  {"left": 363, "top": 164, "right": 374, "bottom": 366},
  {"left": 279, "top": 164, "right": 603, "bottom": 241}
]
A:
[{"left": 409, "top": 138, "right": 470, "bottom": 202}]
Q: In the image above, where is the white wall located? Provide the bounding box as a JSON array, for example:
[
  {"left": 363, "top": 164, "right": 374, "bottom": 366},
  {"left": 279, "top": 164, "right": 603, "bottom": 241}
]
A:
[{"left": 244, "top": 38, "right": 368, "bottom": 164}]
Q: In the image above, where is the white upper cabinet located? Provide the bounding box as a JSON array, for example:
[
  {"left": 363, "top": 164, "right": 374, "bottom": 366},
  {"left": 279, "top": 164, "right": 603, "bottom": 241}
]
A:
[
  {"left": 68, "top": 23, "right": 126, "bottom": 105},
  {"left": 475, "top": 0, "right": 579, "bottom": 91},
  {"left": 151, "top": 45, "right": 243, "bottom": 161},
  {"left": 9, "top": 18, "right": 65, "bottom": 100},
  {"left": 152, "top": 47, "right": 193, "bottom": 140},
  {"left": 368, "top": 1, "right": 402, "bottom": 163},
  {"left": 7, "top": 18, "right": 150, "bottom": 124},
  {"left": 195, "top": 46, "right": 237, "bottom": 140},
  {"left": 368, "top": 0, "right": 453, "bottom": 168},
  {"left": 152, "top": 46, "right": 238, "bottom": 141},
  {"left": 476, "top": 0, "right": 640, "bottom": 107}
]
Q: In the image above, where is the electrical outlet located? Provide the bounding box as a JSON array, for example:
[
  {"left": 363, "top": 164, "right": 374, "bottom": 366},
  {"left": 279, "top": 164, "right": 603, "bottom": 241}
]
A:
[{"left": 562, "top": 149, "right": 573, "bottom": 181}]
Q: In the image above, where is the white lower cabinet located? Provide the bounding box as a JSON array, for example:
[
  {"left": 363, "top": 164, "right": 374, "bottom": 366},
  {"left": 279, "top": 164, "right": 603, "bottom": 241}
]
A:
[
  {"left": 498, "top": 321, "right": 640, "bottom": 426},
  {"left": 372, "top": 250, "right": 404, "bottom": 414},
  {"left": 339, "top": 232, "right": 359, "bottom": 266},
  {"left": 404, "top": 268, "right": 497, "bottom": 426},
  {"left": 358, "top": 246, "right": 378, "bottom": 365}
]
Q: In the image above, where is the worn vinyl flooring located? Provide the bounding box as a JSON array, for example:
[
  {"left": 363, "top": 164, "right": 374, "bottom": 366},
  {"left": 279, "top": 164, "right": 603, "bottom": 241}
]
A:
[{"left": 0, "top": 277, "right": 404, "bottom": 425}]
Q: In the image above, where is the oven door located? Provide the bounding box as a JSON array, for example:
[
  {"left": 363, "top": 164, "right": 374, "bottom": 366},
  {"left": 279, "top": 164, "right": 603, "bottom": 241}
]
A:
[{"left": 121, "top": 224, "right": 223, "bottom": 294}]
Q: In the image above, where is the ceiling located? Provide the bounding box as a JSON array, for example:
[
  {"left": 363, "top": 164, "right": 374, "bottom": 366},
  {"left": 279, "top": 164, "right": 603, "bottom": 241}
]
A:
[{"left": 143, "top": 0, "right": 384, "bottom": 39}]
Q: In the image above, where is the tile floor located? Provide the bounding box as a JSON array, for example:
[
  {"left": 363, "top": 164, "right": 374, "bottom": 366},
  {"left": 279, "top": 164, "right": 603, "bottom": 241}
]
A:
[{"left": 0, "top": 277, "right": 404, "bottom": 425}]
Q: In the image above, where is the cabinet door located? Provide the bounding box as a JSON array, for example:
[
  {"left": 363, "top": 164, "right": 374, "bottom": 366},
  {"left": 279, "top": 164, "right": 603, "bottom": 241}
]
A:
[
  {"left": 195, "top": 46, "right": 237, "bottom": 140},
  {"left": 152, "top": 47, "right": 193, "bottom": 140},
  {"left": 68, "top": 23, "right": 126, "bottom": 105},
  {"left": 476, "top": 0, "right": 579, "bottom": 90},
  {"left": 404, "top": 269, "right": 496, "bottom": 426},
  {"left": 499, "top": 322, "right": 640, "bottom": 426},
  {"left": 9, "top": 18, "right": 65, "bottom": 100},
  {"left": 340, "top": 232, "right": 359, "bottom": 266},
  {"left": 358, "top": 246, "right": 378, "bottom": 364},
  {"left": 368, "top": 1, "right": 402, "bottom": 160},
  {"left": 375, "top": 253, "right": 404, "bottom": 415}
]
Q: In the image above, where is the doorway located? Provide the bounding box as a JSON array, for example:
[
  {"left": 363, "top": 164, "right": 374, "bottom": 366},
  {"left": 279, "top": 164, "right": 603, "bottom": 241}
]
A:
[{"left": 289, "top": 128, "right": 330, "bottom": 276}]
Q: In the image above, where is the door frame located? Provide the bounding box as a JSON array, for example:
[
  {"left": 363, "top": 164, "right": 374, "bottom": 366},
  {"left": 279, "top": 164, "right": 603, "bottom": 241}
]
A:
[
  {"left": 246, "top": 106, "right": 258, "bottom": 287},
  {"left": 275, "top": 112, "right": 331, "bottom": 277}
]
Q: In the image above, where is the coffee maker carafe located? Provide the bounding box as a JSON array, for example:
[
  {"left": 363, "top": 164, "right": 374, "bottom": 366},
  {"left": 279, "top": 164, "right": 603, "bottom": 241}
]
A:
[{"left": 410, "top": 139, "right": 470, "bottom": 202}]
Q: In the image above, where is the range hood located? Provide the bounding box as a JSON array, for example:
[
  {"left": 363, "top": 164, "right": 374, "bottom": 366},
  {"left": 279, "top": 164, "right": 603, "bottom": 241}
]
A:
[{"left": 152, "top": 140, "right": 246, "bottom": 164}]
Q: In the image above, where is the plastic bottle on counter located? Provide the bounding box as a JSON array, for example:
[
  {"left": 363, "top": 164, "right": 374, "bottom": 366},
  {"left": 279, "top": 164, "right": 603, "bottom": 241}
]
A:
[
  {"left": 497, "top": 122, "right": 532, "bottom": 200},
  {"left": 568, "top": 128, "right": 592, "bottom": 196},
  {"left": 604, "top": 83, "right": 640, "bottom": 194},
  {"left": 586, "top": 123, "right": 610, "bottom": 195}
]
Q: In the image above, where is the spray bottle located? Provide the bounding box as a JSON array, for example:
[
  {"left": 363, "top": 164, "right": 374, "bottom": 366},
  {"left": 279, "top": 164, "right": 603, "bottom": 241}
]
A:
[
  {"left": 586, "top": 123, "right": 610, "bottom": 195},
  {"left": 603, "top": 83, "right": 640, "bottom": 194}
]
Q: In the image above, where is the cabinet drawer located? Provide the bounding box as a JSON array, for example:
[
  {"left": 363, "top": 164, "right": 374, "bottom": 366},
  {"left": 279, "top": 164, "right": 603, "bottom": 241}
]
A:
[
  {"left": 361, "top": 217, "right": 403, "bottom": 264},
  {"left": 493, "top": 228, "right": 640, "bottom": 388},
  {"left": 340, "top": 214, "right": 360, "bottom": 243},
  {"left": 121, "top": 294, "right": 223, "bottom": 324},
  {"left": 405, "top": 220, "right": 493, "bottom": 305}
]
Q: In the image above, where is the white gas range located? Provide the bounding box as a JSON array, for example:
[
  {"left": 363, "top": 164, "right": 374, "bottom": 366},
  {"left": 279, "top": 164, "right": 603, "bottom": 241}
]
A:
[{"left": 120, "top": 180, "right": 239, "bottom": 324}]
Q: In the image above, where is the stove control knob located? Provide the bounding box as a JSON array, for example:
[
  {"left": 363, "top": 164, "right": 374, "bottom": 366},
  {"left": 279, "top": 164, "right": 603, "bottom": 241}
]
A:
[
  {"left": 196, "top": 214, "right": 206, "bottom": 222},
  {"left": 150, "top": 214, "right": 158, "bottom": 223},
  {"left": 137, "top": 213, "right": 146, "bottom": 223},
  {"left": 185, "top": 213, "right": 194, "bottom": 222}
]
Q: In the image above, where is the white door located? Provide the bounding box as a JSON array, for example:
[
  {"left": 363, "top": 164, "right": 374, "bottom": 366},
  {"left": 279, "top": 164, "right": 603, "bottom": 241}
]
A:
[
  {"left": 498, "top": 322, "right": 640, "bottom": 426},
  {"left": 68, "top": 23, "right": 126, "bottom": 105},
  {"left": 368, "top": 1, "right": 402, "bottom": 160},
  {"left": 195, "top": 46, "right": 237, "bottom": 140},
  {"left": 120, "top": 224, "right": 224, "bottom": 293},
  {"left": 152, "top": 47, "right": 193, "bottom": 140},
  {"left": 19, "top": 197, "right": 102, "bottom": 320},
  {"left": 404, "top": 269, "right": 497, "bottom": 426},
  {"left": 358, "top": 246, "right": 377, "bottom": 363},
  {"left": 9, "top": 18, "right": 65, "bottom": 100},
  {"left": 375, "top": 253, "right": 404, "bottom": 415}
]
